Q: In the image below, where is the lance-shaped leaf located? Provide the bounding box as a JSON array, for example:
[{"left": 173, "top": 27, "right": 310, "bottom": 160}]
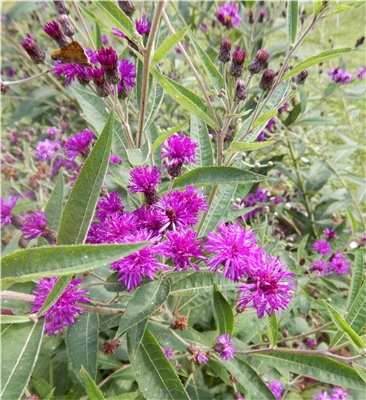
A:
[
  {"left": 213, "top": 284, "right": 234, "bottom": 335},
  {"left": 1, "top": 242, "right": 149, "bottom": 288},
  {"left": 266, "top": 313, "right": 278, "bottom": 348},
  {"left": 227, "top": 140, "right": 275, "bottom": 154},
  {"left": 173, "top": 167, "right": 274, "bottom": 188},
  {"left": 151, "top": 120, "right": 188, "bottom": 152},
  {"left": 81, "top": 366, "right": 106, "bottom": 400},
  {"left": 287, "top": 0, "right": 298, "bottom": 44},
  {"left": 153, "top": 25, "right": 190, "bottom": 64},
  {"left": 190, "top": 115, "right": 214, "bottom": 168},
  {"left": 346, "top": 250, "right": 364, "bottom": 310},
  {"left": 128, "top": 329, "right": 190, "bottom": 400},
  {"left": 57, "top": 111, "right": 114, "bottom": 245},
  {"left": 1, "top": 320, "right": 44, "bottom": 400},
  {"left": 44, "top": 171, "right": 64, "bottom": 232}
]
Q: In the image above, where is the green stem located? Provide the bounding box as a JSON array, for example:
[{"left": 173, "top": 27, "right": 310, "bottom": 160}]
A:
[
  {"left": 71, "top": 0, "right": 96, "bottom": 51},
  {"left": 2, "top": 68, "right": 52, "bottom": 86}
]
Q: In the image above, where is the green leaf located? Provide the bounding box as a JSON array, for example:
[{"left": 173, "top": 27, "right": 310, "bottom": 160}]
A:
[
  {"left": 266, "top": 313, "right": 278, "bottom": 347},
  {"left": 0, "top": 315, "right": 30, "bottom": 324},
  {"left": 330, "top": 1, "right": 364, "bottom": 15},
  {"left": 144, "top": 80, "right": 164, "bottom": 130},
  {"left": 297, "top": 234, "right": 309, "bottom": 262},
  {"left": 81, "top": 366, "right": 106, "bottom": 400},
  {"left": 323, "top": 301, "right": 365, "bottom": 351},
  {"left": 281, "top": 48, "right": 355, "bottom": 81},
  {"left": 353, "top": 364, "right": 366, "bottom": 384},
  {"left": 228, "top": 140, "right": 276, "bottom": 153},
  {"left": 331, "top": 280, "right": 366, "bottom": 347},
  {"left": 1, "top": 320, "right": 44, "bottom": 400},
  {"left": 151, "top": 120, "right": 188, "bottom": 152},
  {"left": 284, "top": 103, "right": 302, "bottom": 127},
  {"left": 254, "top": 352, "right": 365, "bottom": 389},
  {"left": 171, "top": 272, "right": 237, "bottom": 296},
  {"left": 66, "top": 312, "right": 99, "bottom": 385},
  {"left": 95, "top": 1, "right": 136, "bottom": 40},
  {"left": 346, "top": 251, "right": 364, "bottom": 310},
  {"left": 1, "top": 243, "right": 149, "bottom": 288},
  {"left": 44, "top": 171, "right": 64, "bottom": 232},
  {"left": 127, "top": 140, "right": 150, "bottom": 166},
  {"left": 153, "top": 25, "right": 190, "bottom": 64},
  {"left": 57, "top": 111, "right": 114, "bottom": 245},
  {"left": 150, "top": 66, "right": 218, "bottom": 129},
  {"left": 188, "top": 32, "right": 224, "bottom": 94},
  {"left": 190, "top": 115, "right": 214, "bottom": 168},
  {"left": 198, "top": 184, "right": 237, "bottom": 238},
  {"left": 94, "top": 20, "right": 102, "bottom": 50},
  {"left": 127, "top": 318, "right": 148, "bottom": 359},
  {"left": 346, "top": 207, "right": 357, "bottom": 236},
  {"left": 222, "top": 357, "right": 276, "bottom": 400},
  {"left": 253, "top": 109, "right": 278, "bottom": 129},
  {"left": 213, "top": 284, "right": 234, "bottom": 335},
  {"left": 173, "top": 167, "right": 274, "bottom": 188},
  {"left": 116, "top": 278, "right": 171, "bottom": 337},
  {"left": 287, "top": 0, "right": 298, "bottom": 44},
  {"left": 128, "top": 329, "right": 190, "bottom": 400}
]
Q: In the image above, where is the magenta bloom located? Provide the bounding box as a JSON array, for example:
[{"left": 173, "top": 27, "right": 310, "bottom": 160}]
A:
[
  {"left": 20, "top": 33, "right": 46, "bottom": 64},
  {"left": 54, "top": 62, "right": 92, "bottom": 86},
  {"left": 157, "top": 229, "right": 206, "bottom": 271},
  {"left": 96, "top": 192, "right": 124, "bottom": 222},
  {"left": 35, "top": 139, "right": 55, "bottom": 161},
  {"left": 1, "top": 196, "right": 17, "bottom": 228},
  {"left": 214, "top": 334, "right": 236, "bottom": 360},
  {"left": 96, "top": 46, "right": 120, "bottom": 84},
  {"left": 237, "top": 254, "right": 296, "bottom": 318},
  {"left": 64, "top": 129, "right": 94, "bottom": 160},
  {"left": 217, "top": 3, "right": 241, "bottom": 29},
  {"left": 329, "top": 252, "right": 350, "bottom": 275},
  {"left": 268, "top": 381, "right": 284, "bottom": 400},
  {"left": 161, "top": 134, "right": 197, "bottom": 177},
  {"left": 162, "top": 347, "right": 174, "bottom": 360},
  {"left": 109, "top": 154, "right": 121, "bottom": 164},
  {"left": 136, "top": 14, "right": 151, "bottom": 35},
  {"left": 31, "top": 277, "right": 90, "bottom": 335},
  {"left": 304, "top": 338, "right": 316, "bottom": 349},
  {"left": 127, "top": 166, "right": 161, "bottom": 202},
  {"left": 328, "top": 68, "right": 355, "bottom": 84},
  {"left": 85, "top": 48, "right": 99, "bottom": 64},
  {"left": 134, "top": 205, "right": 163, "bottom": 237},
  {"left": 331, "top": 387, "right": 348, "bottom": 400},
  {"left": 118, "top": 58, "right": 137, "bottom": 91},
  {"left": 357, "top": 66, "right": 366, "bottom": 79},
  {"left": 111, "top": 27, "right": 125, "bottom": 38},
  {"left": 47, "top": 127, "right": 59, "bottom": 138},
  {"left": 313, "top": 240, "right": 331, "bottom": 256},
  {"left": 324, "top": 228, "right": 338, "bottom": 240},
  {"left": 22, "top": 211, "right": 47, "bottom": 240},
  {"left": 313, "top": 391, "right": 331, "bottom": 400},
  {"left": 204, "top": 223, "right": 262, "bottom": 281},
  {"left": 310, "top": 260, "right": 329, "bottom": 276},
  {"left": 111, "top": 230, "right": 167, "bottom": 291}
]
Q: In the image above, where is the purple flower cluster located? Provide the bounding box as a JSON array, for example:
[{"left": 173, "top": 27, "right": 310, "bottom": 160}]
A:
[
  {"left": 217, "top": 3, "right": 242, "bottom": 29},
  {"left": 268, "top": 380, "right": 284, "bottom": 400},
  {"left": 257, "top": 117, "right": 275, "bottom": 142},
  {"left": 313, "top": 387, "right": 348, "bottom": 400},
  {"left": 64, "top": 129, "right": 94, "bottom": 160},
  {"left": 214, "top": 333, "right": 236, "bottom": 360},
  {"left": 1, "top": 196, "right": 17, "bottom": 228},
  {"left": 356, "top": 65, "right": 366, "bottom": 79},
  {"left": 328, "top": 68, "right": 355, "bottom": 84},
  {"left": 31, "top": 277, "right": 90, "bottom": 335}
]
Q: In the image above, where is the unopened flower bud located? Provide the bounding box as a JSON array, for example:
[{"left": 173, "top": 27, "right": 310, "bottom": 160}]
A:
[
  {"left": 44, "top": 20, "right": 71, "bottom": 48},
  {"left": 355, "top": 35, "right": 365, "bottom": 47},
  {"left": 235, "top": 79, "right": 247, "bottom": 101},
  {"left": 254, "top": 162, "right": 261, "bottom": 168},
  {"left": 259, "top": 69, "right": 275, "bottom": 91},
  {"left": 299, "top": 258, "right": 306, "bottom": 266},
  {"left": 293, "top": 340, "right": 300, "bottom": 348},
  {"left": 283, "top": 329, "right": 289, "bottom": 337},
  {"left": 118, "top": 0, "right": 136, "bottom": 17},
  {"left": 258, "top": 8, "right": 267, "bottom": 23},
  {"left": 296, "top": 70, "right": 308, "bottom": 84},
  {"left": 248, "top": 10, "right": 254, "bottom": 24},
  {"left": 230, "top": 46, "right": 246, "bottom": 77},
  {"left": 268, "top": 161, "right": 273, "bottom": 167},
  {"left": 53, "top": 0, "right": 70, "bottom": 14},
  {"left": 218, "top": 38, "right": 232, "bottom": 63},
  {"left": 248, "top": 49, "right": 270, "bottom": 74},
  {"left": 57, "top": 13, "right": 75, "bottom": 38},
  {"left": 263, "top": 206, "right": 270, "bottom": 213},
  {"left": 291, "top": 83, "right": 297, "bottom": 90},
  {"left": 102, "top": 339, "right": 121, "bottom": 354},
  {"left": 20, "top": 34, "right": 46, "bottom": 64},
  {"left": 1, "top": 309, "right": 14, "bottom": 315}
]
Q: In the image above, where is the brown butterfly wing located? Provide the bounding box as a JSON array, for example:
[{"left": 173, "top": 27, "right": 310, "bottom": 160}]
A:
[{"left": 51, "top": 41, "right": 91, "bottom": 66}]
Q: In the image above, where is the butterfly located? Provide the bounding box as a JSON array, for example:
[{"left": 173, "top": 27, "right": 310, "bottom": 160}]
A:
[{"left": 51, "top": 41, "right": 91, "bottom": 66}]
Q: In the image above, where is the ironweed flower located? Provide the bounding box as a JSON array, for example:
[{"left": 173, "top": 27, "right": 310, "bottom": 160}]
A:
[
  {"left": 296, "top": 69, "right": 308, "bottom": 84},
  {"left": 187, "top": 345, "right": 209, "bottom": 364},
  {"left": 218, "top": 38, "right": 232, "bottom": 63},
  {"left": 96, "top": 47, "right": 121, "bottom": 84},
  {"left": 310, "top": 260, "right": 329, "bottom": 276},
  {"left": 230, "top": 46, "right": 246, "bottom": 77},
  {"left": 31, "top": 277, "right": 90, "bottom": 335},
  {"left": 313, "top": 391, "right": 331, "bottom": 400},
  {"left": 214, "top": 334, "right": 236, "bottom": 360},
  {"left": 329, "top": 252, "right": 350, "bottom": 275},
  {"left": 313, "top": 240, "right": 331, "bottom": 256},
  {"left": 118, "top": 58, "right": 137, "bottom": 97},
  {"left": 328, "top": 68, "right": 355, "bottom": 84},
  {"left": 57, "top": 13, "right": 75, "bottom": 38},
  {"left": 205, "top": 223, "right": 262, "bottom": 281},
  {"left": 248, "top": 49, "right": 270, "bottom": 74},
  {"left": 217, "top": 3, "right": 241, "bottom": 29},
  {"left": 127, "top": 165, "right": 161, "bottom": 205},
  {"left": 44, "top": 20, "right": 71, "bottom": 48},
  {"left": 54, "top": 62, "right": 92, "bottom": 86},
  {"left": 235, "top": 79, "right": 247, "bottom": 101},
  {"left": 35, "top": 140, "right": 55, "bottom": 161},
  {"left": 64, "top": 129, "right": 94, "bottom": 160},
  {"left": 21, "top": 34, "right": 46, "bottom": 64},
  {"left": 237, "top": 254, "right": 296, "bottom": 318},
  {"left": 89, "top": 66, "right": 109, "bottom": 97},
  {"left": 268, "top": 381, "right": 284, "bottom": 400},
  {"left": 324, "top": 228, "right": 338, "bottom": 240},
  {"left": 259, "top": 69, "right": 276, "bottom": 91},
  {"left": 331, "top": 387, "right": 348, "bottom": 400},
  {"left": 96, "top": 192, "right": 124, "bottom": 222},
  {"left": 1, "top": 196, "right": 18, "bottom": 228},
  {"left": 53, "top": 0, "right": 70, "bottom": 14},
  {"left": 162, "top": 347, "right": 174, "bottom": 360},
  {"left": 356, "top": 65, "right": 366, "bottom": 79},
  {"left": 22, "top": 211, "right": 48, "bottom": 240},
  {"left": 136, "top": 14, "right": 151, "bottom": 35}
]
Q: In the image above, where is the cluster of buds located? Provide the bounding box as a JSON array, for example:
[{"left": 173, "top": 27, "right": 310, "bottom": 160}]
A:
[
  {"left": 118, "top": 0, "right": 136, "bottom": 17},
  {"left": 53, "top": 0, "right": 75, "bottom": 38}
]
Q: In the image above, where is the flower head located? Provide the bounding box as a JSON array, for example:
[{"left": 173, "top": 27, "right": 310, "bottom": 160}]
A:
[
  {"left": 331, "top": 387, "right": 348, "bottom": 400},
  {"left": 127, "top": 165, "right": 161, "bottom": 205},
  {"left": 230, "top": 46, "right": 246, "bottom": 77},
  {"left": 157, "top": 229, "right": 206, "bottom": 271},
  {"left": 214, "top": 334, "right": 236, "bottom": 360},
  {"left": 54, "top": 62, "right": 92, "bottom": 86},
  {"left": 109, "top": 154, "right": 121, "bottom": 164},
  {"left": 217, "top": 3, "right": 241, "bottom": 29},
  {"left": 31, "top": 277, "right": 90, "bottom": 335},
  {"left": 161, "top": 134, "right": 197, "bottom": 177},
  {"left": 64, "top": 129, "right": 94, "bottom": 160},
  {"left": 328, "top": 68, "right": 355, "bottom": 84},
  {"left": 218, "top": 38, "right": 232, "bottom": 63},
  {"left": 248, "top": 49, "right": 270, "bottom": 74},
  {"left": 35, "top": 140, "right": 55, "bottom": 161},
  {"left": 260, "top": 69, "right": 276, "bottom": 91},
  {"left": 119, "top": 58, "right": 137, "bottom": 91},
  {"left": 357, "top": 66, "right": 366, "bottom": 80},
  {"left": 44, "top": 20, "right": 71, "bottom": 48},
  {"left": 310, "top": 260, "right": 329, "bottom": 276},
  {"left": 111, "top": 230, "right": 167, "bottom": 291},
  {"left": 187, "top": 345, "right": 209, "bottom": 364},
  {"left": 21, "top": 34, "right": 45, "bottom": 64},
  {"left": 162, "top": 347, "right": 174, "bottom": 360},
  {"left": 313, "top": 240, "right": 331, "bottom": 256},
  {"left": 205, "top": 223, "right": 262, "bottom": 281},
  {"left": 268, "top": 381, "right": 284, "bottom": 400},
  {"left": 1, "top": 196, "right": 18, "bottom": 228},
  {"left": 89, "top": 66, "right": 109, "bottom": 97},
  {"left": 324, "top": 228, "right": 338, "bottom": 240},
  {"left": 96, "top": 47, "right": 121, "bottom": 84},
  {"left": 47, "top": 127, "right": 59, "bottom": 138},
  {"left": 237, "top": 254, "right": 296, "bottom": 317},
  {"left": 136, "top": 14, "right": 151, "bottom": 35},
  {"left": 329, "top": 252, "right": 350, "bottom": 275},
  {"left": 313, "top": 391, "right": 331, "bottom": 400},
  {"left": 22, "top": 211, "right": 48, "bottom": 240},
  {"left": 96, "top": 192, "right": 124, "bottom": 222}
]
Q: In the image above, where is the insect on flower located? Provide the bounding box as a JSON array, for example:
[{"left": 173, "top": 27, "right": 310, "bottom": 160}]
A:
[{"left": 51, "top": 41, "right": 91, "bottom": 66}]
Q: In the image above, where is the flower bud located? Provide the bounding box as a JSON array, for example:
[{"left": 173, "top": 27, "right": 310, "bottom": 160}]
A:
[
  {"left": 90, "top": 67, "right": 110, "bottom": 97},
  {"left": 248, "top": 49, "right": 270, "bottom": 74},
  {"left": 248, "top": 10, "right": 254, "bottom": 24},
  {"left": 96, "top": 47, "right": 121, "bottom": 84},
  {"left": 218, "top": 38, "right": 232, "bottom": 63},
  {"left": 44, "top": 20, "right": 71, "bottom": 48},
  {"left": 53, "top": 0, "right": 70, "bottom": 14},
  {"left": 296, "top": 69, "right": 308, "bottom": 84},
  {"left": 258, "top": 8, "right": 267, "bottom": 23},
  {"left": 102, "top": 339, "right": 121, "bottom": 355},
  {"left": 235, "top": 79, "right": 247, "bottom": 101},
  {"left": 230, "top": 46, "right": 246, "bottom": 77},
  {"left": 355, "top": 35, "right": 365, "bottom": 47},
  {"left": 20, "top": 34, "right": 46, "bottom": 64},
  {"left": 118, "top": 0, "right": 136, "bottom": 17},
  {"left": 259, "top": 69, "right": 275, "bottom": 91},
  {"left": 57, "top": 13, "right": 75, "bottom": 38}
]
